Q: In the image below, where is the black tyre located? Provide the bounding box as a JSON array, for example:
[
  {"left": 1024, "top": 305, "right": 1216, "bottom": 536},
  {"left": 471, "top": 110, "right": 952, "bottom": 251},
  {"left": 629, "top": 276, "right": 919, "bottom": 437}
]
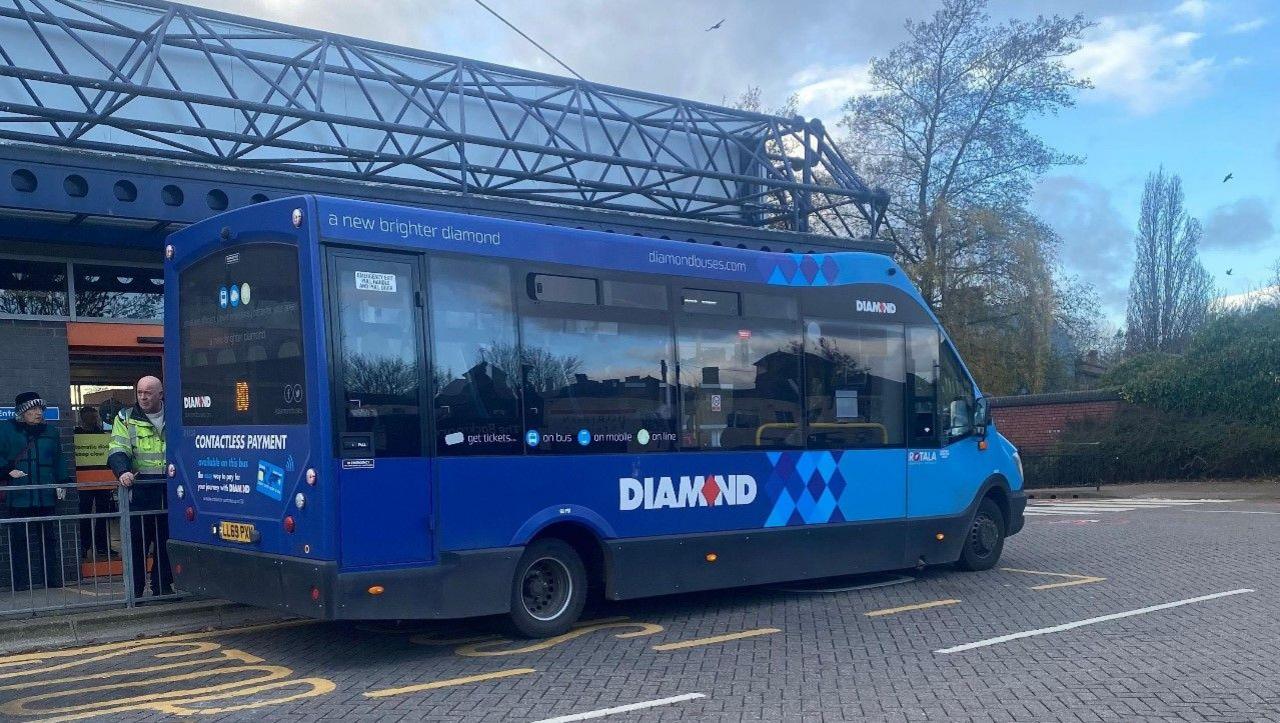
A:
[
  {"left": 956, "top": 498, "right": 1006, "bottom": 571},
  {"left": 508, "top": 538, "right": 587, "bottom": 638}
]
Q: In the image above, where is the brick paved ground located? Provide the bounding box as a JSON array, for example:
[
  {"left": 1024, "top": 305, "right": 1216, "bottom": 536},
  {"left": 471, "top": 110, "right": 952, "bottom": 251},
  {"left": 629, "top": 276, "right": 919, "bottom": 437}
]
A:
[{"left": 2, "top": 497, "right": 1277, "bottom": 722}]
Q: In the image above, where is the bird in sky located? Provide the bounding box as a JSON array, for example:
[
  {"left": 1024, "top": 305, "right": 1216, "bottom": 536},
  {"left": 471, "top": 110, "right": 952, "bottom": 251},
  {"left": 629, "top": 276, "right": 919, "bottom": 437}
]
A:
[
  {"left": 1226, "top": 268, "right": 1234, "bottom": 276},
  {"left": 706, "top": 18, "right": 725, "bottom": 31},
  {"left": 1222, "top": 172, "right": 1234, "bottom": 183}
]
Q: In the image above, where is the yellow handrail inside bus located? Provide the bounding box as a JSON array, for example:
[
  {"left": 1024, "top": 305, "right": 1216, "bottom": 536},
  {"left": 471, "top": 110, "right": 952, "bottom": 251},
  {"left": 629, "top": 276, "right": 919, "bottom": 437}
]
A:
[{"left": 754, "top": 422, "right": 889, "bottom": 445}]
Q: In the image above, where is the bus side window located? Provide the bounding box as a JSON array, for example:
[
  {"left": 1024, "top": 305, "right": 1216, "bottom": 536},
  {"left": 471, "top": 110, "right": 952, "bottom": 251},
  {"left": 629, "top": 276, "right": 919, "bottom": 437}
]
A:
[
  {"left": 802, "top": 319, "right": 905, "bottom": 450},
  {"left": 938, "top": 343, "right": 975, "bottom": 444},
  {"left": 676, "top": 306, "right": 803, "bottom": 450},
  {"left": 906, "top": 326, "right": 939, "bottom": 447},
  {"left": 520, "top": 311, "right": 677, "bottom": 455},
  {"left": 430, "top": 258, "right": 523, "bottom": 456}
]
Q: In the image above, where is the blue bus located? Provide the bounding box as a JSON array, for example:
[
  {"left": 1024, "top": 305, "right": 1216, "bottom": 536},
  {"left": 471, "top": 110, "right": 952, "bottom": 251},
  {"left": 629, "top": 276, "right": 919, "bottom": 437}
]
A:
[{"left": 164, "top": 196, "right": 1025, "bottom": 637}]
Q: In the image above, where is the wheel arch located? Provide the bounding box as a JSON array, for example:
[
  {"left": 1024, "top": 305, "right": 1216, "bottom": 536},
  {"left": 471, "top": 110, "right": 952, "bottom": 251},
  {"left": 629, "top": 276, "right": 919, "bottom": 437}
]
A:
[
  {"left": 978, "top": 473, "right": 1012, "bottom": 528},
  {"left": 526, "top": 521, "right": 607, "bottom": 602}
]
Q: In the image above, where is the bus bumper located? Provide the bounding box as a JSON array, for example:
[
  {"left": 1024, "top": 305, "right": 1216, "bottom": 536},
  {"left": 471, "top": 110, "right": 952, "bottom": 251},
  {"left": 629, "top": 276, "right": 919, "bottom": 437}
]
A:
[
  {"left": 1008, "top": 490, "right": 1027, "bottom": 536},
  {"left": 169, "top": 540, "right": 522, "bottom": 620}
]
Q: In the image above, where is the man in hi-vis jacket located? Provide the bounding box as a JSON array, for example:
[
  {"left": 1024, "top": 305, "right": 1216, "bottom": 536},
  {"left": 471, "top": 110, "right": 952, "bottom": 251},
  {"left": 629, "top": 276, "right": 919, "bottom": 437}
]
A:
[{"left": 108, "top": 376, "right": 172, "bottom": 597}]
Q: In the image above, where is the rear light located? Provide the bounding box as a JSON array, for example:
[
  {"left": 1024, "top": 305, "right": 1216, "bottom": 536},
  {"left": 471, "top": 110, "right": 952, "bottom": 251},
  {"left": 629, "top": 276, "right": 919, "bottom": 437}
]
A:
[
  {"left": 310, "top": 585, "right": 320, "bottom": 601},
  {"left": 294, "top": 493, "right": 306, "bottom": 510},
  {"left": 175, "top": 563, "right": 183, "bottom": 575},
  {"left": 165, "top": 243, "right": 174, "bottom": 259},
  {"left": 185, "top": 506, "right": 195, "bottom": 521},
  {"left": 283, "top": 516, "right": 296, "bottom": 533},
  {"left": 167, "top": 463, "right": 176, "bottom": 478},
  {"left": 176, "top": 484, "right": 185, "bottom": 500},
  {"left": 306, "top": 468, "right": 317, "bottom": 486}
]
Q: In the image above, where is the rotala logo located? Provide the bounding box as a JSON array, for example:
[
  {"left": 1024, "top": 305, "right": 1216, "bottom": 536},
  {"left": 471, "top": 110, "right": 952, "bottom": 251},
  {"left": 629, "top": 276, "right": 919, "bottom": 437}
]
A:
[
  {"left": 619, "top": 475, "right": 758, "bottom": 510},
  {"left": 856, "top": 300, "right": 897, "bottom": 314}
]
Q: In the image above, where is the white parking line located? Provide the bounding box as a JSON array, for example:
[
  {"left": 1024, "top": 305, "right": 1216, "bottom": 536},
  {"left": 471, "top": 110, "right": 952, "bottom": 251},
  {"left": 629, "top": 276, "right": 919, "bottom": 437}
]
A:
[
  {"left": 1024, "top": 506, "right": 1136, "bottom": 511},
  {"left": 935, "top": 588, "right": 1254, "bottom": 654},
  {"left": 534, "top": 693, "right": 707, "bottom": 722}
]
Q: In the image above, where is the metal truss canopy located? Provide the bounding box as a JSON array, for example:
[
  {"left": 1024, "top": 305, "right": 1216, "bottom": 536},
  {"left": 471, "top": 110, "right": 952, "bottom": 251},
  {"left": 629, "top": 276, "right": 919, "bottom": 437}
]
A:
[{"left": 0, "top": 0, "right": 887, "bottom": 236}]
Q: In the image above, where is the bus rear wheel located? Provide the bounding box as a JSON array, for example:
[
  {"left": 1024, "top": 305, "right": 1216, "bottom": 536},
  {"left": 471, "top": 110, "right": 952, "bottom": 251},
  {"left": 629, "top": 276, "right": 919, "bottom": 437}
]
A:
[
  {"left": 509, "top": 538, "right": 587, "bottom": 638},
  {"left": 956, "top": 498, "right": 1006, "bottom": 571}
]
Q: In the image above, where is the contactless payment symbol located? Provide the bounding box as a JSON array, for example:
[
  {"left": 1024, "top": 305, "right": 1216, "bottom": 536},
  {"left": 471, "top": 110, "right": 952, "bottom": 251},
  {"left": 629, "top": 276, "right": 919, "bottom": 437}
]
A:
[
  {"left": 525, "top": 429, "right": 540, "bottom": 447},
  {"left": 256, "top": 460, "right": 284, "bottom": 501},
  {"left": 218, "top": 286, "right": 228, "bottom": 309},
  {"left": 577, "top": 429, "right": 591, "bottom": 446}
]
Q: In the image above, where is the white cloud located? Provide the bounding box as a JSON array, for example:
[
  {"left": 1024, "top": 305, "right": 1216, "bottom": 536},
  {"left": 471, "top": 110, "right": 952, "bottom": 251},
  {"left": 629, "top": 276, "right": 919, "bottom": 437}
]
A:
[
  {"left": 1227, "top": 17, "right": 1267, "bottom": 34},
  {"left": 789, "top": 63, "right": 875, "bottom": 121},
  {"left": 1066, "top": 18, "right": 1216, "bottom": 115},
  {"left": 1173, "top": 0, "right": 1210, "bottom": 21}
]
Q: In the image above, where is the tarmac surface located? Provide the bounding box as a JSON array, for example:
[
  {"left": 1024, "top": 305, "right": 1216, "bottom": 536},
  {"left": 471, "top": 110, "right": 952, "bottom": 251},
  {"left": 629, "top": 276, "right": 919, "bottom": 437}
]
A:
[{"left": 2, "top": 484, "right": 1277, "bottom": 722}]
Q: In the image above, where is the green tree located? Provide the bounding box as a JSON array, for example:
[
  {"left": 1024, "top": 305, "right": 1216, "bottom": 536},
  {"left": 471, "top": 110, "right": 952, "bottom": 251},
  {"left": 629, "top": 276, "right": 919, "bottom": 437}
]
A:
[
  {"left": 1124, "top": 168, "right": 1213, "bottom": 354},
  {"left": 842, "top": 0, "right": 1091, "bottom": 313}
]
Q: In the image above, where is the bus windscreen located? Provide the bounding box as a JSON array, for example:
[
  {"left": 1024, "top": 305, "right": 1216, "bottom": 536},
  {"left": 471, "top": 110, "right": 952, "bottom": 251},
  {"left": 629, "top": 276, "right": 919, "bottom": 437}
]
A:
[{"left": 178, "top": 242, "right": 307, "bottom": 426}]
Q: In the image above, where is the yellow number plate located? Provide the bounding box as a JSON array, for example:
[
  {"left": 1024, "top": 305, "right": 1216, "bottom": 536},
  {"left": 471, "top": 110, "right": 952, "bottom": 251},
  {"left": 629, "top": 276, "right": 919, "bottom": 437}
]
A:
[{"left": 219, "top": 521, "right": 257, "bottom": 543}]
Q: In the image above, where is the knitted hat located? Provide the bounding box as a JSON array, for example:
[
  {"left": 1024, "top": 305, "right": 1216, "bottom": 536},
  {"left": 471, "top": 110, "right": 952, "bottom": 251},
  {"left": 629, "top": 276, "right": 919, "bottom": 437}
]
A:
[{"left": 13, "top": 392, "right": 46, "bottom": 416}]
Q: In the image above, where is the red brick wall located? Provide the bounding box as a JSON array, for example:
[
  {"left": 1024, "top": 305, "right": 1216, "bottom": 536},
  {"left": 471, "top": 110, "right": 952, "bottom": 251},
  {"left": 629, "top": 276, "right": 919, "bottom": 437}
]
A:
[{"left": 992, "top": 400, "right": 1124, "bottom": 453}]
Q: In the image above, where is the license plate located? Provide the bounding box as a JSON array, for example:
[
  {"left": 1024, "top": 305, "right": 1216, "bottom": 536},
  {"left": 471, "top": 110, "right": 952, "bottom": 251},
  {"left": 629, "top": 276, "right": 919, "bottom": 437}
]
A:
[{"left": 219, "top": 521, "right": 258, "bottom": 543}]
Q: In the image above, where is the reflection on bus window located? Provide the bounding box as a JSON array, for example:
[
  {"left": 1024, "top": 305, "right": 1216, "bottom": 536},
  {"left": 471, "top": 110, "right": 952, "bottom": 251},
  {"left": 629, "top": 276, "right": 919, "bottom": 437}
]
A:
[
  {"left": 677, "top": 316, "right": 802, "bottom": 449},
  {"left": 178, "top": 243, "right": 306, "bottom": 426},
  {"left": 938, "top": 343, "right": 975, "bottom": 444},
  {"left": 803, "top": 320, "right": 905, "bottom": 449},
  {"left": 430, "top": 258, "right": 522, "bottom": 456},
  {"left": 907, "top": 326, "right": 940, "bottom": 446},
  {"left": 520, "top": 315, "right": 676, "bottom": 454},
  {"left": 334, "top": 256, "right": 420, "bottom": 457}
]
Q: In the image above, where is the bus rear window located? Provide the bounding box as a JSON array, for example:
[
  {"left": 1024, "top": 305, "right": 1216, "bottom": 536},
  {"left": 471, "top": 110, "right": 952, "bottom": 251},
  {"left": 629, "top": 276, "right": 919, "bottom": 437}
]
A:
[{"left": 179, "top": 243, "right": 307, "bottom": 426}]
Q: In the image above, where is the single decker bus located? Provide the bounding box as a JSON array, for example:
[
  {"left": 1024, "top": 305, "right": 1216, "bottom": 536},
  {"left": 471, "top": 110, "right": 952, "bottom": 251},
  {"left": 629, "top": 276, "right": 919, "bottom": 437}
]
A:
[{"left": 165, "top": 195, "right": 1025, "bottom": 637}]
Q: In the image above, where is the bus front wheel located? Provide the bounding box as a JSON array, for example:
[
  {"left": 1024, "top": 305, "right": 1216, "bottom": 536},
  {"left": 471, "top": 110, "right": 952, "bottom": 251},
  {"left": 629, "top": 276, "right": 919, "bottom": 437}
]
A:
[
  {"left": 509, "top": 538, "right": 587, "bottom": 638},
  {"left": 956, "top": 498, "right": 1006, "bottom": 571}
]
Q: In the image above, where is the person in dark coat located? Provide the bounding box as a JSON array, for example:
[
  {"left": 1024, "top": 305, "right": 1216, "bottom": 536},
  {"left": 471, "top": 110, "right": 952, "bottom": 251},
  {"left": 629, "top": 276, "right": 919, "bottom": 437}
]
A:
[{"left": 0, "top": 392, "right": 68, "bottom": 591}]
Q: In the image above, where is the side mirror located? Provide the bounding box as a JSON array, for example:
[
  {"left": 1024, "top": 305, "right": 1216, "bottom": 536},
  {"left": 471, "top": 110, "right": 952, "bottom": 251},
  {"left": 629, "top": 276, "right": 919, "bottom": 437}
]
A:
[{"left": 973, "top": 397, "right": 991, "bottom": 435}]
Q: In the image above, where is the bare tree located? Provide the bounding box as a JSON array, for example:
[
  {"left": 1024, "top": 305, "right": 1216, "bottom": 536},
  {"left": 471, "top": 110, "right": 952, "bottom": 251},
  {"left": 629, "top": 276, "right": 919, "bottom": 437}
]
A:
[
  {"left": 842, "top": 0, "right": 1091, "bottom": 314},
  {"left": 1125, "top": 168, "right": 1214, "bottom": 353}
]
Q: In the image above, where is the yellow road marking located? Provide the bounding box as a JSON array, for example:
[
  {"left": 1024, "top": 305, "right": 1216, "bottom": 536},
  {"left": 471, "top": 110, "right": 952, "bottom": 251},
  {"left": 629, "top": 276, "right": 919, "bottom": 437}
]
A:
[
  {"left": 364, "top": 668, "right": 535, "bottom": 698},
  {"left": 651, "top": 628, "right": 780, "bottom": 651},
  {"left": 0, "top": 620, "right": 332, "bottom": 721},
  {"left": 409, "top": 617, "right": 634, "bottom": 648},
  {"left": 0, "top": 618, "right": 313, "bottom": 665},
  {"left": 454, "top": 620, "right": 664, "bottom": 657},
  {"left": 1001, "top": 568, "right": 1106, "bottom": 590},
  {"left": 864, "top": 599, "right": 960, "bottom": 617},
  {"left": 0, "top": 649, "right": 259, "bottom": 691}
]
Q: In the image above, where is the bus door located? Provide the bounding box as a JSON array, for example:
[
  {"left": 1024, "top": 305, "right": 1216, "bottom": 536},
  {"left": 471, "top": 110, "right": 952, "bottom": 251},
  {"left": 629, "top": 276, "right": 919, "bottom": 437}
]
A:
[
  {"left": 327, "top": 249, "right": 433, "bottom": 568},
  {"left": 906, "top": 328, "right": 982, "bottom": 518}
]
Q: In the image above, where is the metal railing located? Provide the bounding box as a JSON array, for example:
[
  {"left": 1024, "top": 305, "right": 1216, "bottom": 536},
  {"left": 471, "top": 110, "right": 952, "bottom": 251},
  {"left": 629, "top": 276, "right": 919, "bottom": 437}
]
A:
[
  {"left": 0, "top": 478, "right": 180, "bottom": 616},
  {"left": 1020, "top": 444, "right": 1120, "bottom": 490}
]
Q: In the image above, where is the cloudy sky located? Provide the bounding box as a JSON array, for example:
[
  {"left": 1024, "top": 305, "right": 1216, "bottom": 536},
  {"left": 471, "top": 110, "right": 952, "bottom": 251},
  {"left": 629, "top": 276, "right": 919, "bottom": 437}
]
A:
[{"left": 193, "top": 0, "right": 1279, "bottom": 319}]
